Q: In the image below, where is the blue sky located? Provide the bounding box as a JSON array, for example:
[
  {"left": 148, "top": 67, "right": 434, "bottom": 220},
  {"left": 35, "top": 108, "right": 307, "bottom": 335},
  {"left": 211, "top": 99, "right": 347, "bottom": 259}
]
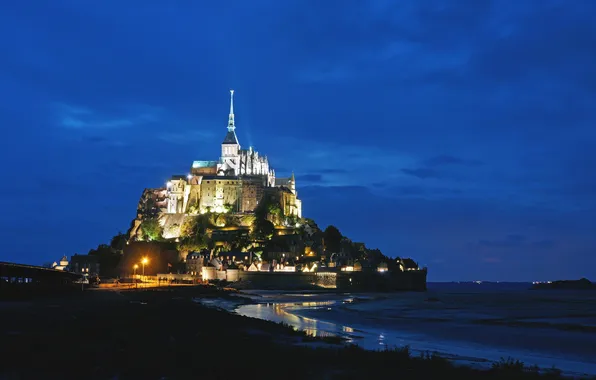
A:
[{"left": 1, "top": 0, "right": 595, "bottom": 281}]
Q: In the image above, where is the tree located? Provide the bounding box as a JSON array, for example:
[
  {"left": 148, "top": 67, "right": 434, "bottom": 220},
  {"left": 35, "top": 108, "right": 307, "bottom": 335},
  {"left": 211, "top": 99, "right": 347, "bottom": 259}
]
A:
[
  {"left": 323, "top": 225, "right": 342, "bottom": 254},
  {"left": 251, "top": 219, "right": 275, "bottom": 241},
  {"left": 88, "top": 244, "right": 121, "bottom": 277},
  {"left": 140, "top": 218, "right": 163, "bottom": 241},
  {"left": 178, "top": 234, "right": 209, "bottom": 253},
  {"left": 180, "top": 215, "right": 212, "bottom": 238},
  {"left": 223, "top": 203, "right": 235, "bottom": 213},
  {"left": 110, "top": 232, "right": 127, "bottom": 252}
]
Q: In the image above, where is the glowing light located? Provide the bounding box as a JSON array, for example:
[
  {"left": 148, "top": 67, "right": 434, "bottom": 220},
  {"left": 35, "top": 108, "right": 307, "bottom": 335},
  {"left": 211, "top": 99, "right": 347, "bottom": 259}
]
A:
[
  {"left": 133, "top": 264, "right": 139, "bottom": 269},
  {"left": 187, "top": 174, "right": 192, "bottom": 180},
  {"left": 142, "top": 258, "right": 149, "bottom": 265},
  {"left": 166, "top": 181, "right": 172, "bottom": 187}
]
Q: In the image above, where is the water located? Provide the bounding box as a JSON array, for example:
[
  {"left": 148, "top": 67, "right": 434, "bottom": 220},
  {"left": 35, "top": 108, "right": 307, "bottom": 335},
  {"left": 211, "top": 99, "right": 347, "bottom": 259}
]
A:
[{"left": 232, "top": 283, "right": 596, "bottom": 377}]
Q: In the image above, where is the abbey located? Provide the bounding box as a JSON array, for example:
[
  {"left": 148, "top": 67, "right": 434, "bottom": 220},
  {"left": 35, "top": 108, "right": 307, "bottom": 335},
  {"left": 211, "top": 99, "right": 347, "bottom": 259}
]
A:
[{"left": 136, "top": 90, "right": 301, "bottom": 224}]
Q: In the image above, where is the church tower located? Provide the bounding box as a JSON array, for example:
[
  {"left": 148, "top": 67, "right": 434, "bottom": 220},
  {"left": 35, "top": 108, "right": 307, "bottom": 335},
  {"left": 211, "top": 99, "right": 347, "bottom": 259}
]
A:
[
  {"left": 220, "top": 90, "right": 240, "bottom": 175},
  {"left": 289, "top": 172, "right": 296, "bottom": 195}
]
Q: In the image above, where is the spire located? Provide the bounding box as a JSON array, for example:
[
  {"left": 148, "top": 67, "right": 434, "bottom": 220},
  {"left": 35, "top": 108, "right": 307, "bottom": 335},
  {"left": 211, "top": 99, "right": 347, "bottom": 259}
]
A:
[
  {"left": 290, "top": 172, "right": 295, "bottom": 182},
  {"left": 227, "top": 89, "right": 235, "bottom": 132},
  {"left": 222, "top": 89, "right": 239, "bottom": 145}
]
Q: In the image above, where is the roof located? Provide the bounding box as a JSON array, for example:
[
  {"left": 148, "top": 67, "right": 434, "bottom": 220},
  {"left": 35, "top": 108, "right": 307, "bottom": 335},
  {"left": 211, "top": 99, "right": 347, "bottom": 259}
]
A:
[
  {"left": 222, "top": 130, "right": 239, "bottom": 144},
  {"left": 192, "top": 160, "right": 218, "bottom": 168},
  {"left": 201, "top": 175, "right": 240, "bottom": 180},
  {"left": 275, "top": 178, "right": 290, "bottom": 186}
]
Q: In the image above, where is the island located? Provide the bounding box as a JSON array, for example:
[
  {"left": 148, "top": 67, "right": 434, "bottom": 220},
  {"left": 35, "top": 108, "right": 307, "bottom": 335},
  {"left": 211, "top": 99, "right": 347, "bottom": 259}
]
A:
[
  {"left": 531, "top": 278, "right": 595, "bottom": 290},
  {"left": 66, "top": 90, "right": 427, "bottom": 291}
]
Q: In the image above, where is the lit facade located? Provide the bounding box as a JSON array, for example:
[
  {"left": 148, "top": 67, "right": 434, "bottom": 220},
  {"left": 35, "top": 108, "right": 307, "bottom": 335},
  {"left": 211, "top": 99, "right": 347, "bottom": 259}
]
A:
[{"left": 139, "top": 90, "right": 301, "bottom": 219}]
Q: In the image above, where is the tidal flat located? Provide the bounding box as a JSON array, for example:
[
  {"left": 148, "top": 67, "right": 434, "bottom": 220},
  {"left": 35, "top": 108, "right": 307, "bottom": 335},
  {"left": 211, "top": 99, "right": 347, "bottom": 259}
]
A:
[
  {"left": 0, "top": 285, "right": 594, "bottom": 379},
  {"left": 233, "top": 284, "right": 596, "bottom": 378}
]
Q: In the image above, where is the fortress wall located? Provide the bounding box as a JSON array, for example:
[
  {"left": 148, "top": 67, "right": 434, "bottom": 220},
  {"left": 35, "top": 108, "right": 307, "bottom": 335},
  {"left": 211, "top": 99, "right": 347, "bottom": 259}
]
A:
[
  {"left": 160, "top": 214, "right": 188, "bottom": 239},
  {"left": 236, "top": 271, "right": 318, "bottom": 289}
]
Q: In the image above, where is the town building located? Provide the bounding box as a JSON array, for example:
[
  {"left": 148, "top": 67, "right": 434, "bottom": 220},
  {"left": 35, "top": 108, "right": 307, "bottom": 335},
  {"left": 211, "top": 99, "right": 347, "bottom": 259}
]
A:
[
  {"left": 51, "top": 256, "right": 69, "bottom": 271},
  {"left": 69, "top": 254, "right": 100, "bottom": 276},
  {"left": 186, "top": 252, "right": 204, "bottom": 276}
]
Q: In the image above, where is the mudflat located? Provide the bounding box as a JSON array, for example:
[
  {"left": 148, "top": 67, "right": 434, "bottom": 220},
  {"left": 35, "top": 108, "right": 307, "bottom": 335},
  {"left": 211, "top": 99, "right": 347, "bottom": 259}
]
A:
[{"left": 0, "top": 286, "right": 588, "bottom": 379}]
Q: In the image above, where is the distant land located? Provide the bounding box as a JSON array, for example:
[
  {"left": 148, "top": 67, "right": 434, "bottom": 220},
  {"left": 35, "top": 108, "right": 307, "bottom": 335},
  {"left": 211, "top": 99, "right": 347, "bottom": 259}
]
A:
[{"left": 531, "top": 278, "right": 595, "bottom": 290}]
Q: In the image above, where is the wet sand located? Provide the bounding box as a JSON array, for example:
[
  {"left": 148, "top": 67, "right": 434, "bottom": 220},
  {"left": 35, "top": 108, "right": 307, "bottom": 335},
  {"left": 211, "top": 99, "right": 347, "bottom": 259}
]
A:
[
  {"left": 1, "top": 285, "right": 593, "bottom": 379},
  {"left": 234, "top": 287, "right": 596, "bottom": 377}
]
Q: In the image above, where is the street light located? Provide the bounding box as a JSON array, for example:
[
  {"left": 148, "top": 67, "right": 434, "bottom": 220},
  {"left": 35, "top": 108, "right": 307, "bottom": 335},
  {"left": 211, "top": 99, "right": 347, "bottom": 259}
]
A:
[
  {"left": 141, "top": 257, "right": 149, "bottom": 286},
  {"left": 133, "top": 264, "right": 139, "bottom": 288}
]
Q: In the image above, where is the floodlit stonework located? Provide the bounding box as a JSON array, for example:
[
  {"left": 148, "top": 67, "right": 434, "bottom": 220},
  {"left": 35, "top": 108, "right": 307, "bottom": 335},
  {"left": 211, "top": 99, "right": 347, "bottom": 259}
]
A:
[{"left": 131, "top": 90, "right": 302, "bottom": 241}]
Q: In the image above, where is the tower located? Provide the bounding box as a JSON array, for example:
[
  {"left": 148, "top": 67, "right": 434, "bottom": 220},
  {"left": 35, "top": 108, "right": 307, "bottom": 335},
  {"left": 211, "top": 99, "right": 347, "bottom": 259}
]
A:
[
  {"left": 220, "top": 90, "right": 240, "bottom": 175},
  {"left": 289, "top": 172, "right": 296, "bottom": 195}
]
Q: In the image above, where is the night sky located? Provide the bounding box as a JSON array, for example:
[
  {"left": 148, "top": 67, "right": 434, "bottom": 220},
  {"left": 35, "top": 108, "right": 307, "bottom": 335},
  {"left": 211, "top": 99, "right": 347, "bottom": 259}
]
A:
[{"left": 1, "top": 1, "right": 595, "bottom": 281}]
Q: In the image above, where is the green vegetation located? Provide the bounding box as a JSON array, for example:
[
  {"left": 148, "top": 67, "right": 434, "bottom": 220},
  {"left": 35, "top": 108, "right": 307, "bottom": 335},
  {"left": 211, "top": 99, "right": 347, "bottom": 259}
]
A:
[
  {"left": 139, "top": 218, "right": 163, "bottom": 241},
  {"left": 251, "top": 218, "right": 275, "bottom": 241}
]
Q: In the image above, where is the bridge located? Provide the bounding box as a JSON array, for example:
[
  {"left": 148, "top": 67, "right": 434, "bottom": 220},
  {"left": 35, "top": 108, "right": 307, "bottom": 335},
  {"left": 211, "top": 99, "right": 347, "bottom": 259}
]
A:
[{"left": 0, "top": 261, "right": 82, "bottom": 300}]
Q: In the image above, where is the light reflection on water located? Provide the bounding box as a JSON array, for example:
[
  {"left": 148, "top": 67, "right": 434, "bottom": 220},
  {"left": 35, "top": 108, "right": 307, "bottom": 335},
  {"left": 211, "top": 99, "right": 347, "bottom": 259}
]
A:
[
  {"left": 237, "top": 299, "right": 362, "bottom": 342},
  {"left": 234, "top": 291, "right": 596, "bottom": 377}
]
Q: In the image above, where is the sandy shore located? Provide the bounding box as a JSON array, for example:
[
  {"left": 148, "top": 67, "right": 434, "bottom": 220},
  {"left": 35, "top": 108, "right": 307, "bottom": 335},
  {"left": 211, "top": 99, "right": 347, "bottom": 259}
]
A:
[
  {"left": 0, "top": 286, "right": 591, "bottom": 379},
  {"left": 230, "top": 288, "right": 596, "bottom": 378}
]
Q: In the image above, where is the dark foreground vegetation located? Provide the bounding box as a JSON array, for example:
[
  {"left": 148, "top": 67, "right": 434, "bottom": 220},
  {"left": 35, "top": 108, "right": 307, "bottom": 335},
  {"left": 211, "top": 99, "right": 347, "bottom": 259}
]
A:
[{"left": 0, "top": 286, "right": 591, "bottom": 380}]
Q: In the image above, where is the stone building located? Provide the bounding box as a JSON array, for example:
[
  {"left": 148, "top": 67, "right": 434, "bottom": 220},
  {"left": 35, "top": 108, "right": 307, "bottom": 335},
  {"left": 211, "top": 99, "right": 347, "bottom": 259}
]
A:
[
  {"left": 185, "top": 252, "right": 204, "bottom": 276},
  {"left": 70, "top": 254, "right": 100, "bottom": 276},
  {"left": 130, "top": 90, "right": 302, "bottom": 241},
  {"left": 51, "top": 256, "right": 69, "bottom": 271}
]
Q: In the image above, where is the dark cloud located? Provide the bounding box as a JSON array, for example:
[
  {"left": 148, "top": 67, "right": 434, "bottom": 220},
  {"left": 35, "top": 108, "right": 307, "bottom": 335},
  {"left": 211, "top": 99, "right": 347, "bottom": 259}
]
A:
[
  {"left": 297, "top": 174, "right": 323, "bottom": 183},
  {"left": 424, "top": 155, "right": 483, "bottom": 167},
  {"left": 532, "top": 240, "right": 556, "bottom": 249},
  {"left": 478, "top": 235, "right": 557, "bottom": 251},
  {"left": 479, "top": 235, "right": 527, "bottom": 249},
  {"left": 315, "top": 168, "right": 347, "bottom": 174},
  {"left": 401, "top": 168, "right": 442, "bottom": 179},
  {"left": 389, "top": 186, "right": 462, "bottom": 197}
]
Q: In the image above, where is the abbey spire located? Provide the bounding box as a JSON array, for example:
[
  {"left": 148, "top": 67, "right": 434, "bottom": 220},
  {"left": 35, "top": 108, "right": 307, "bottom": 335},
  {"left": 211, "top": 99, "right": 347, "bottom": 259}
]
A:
[
  {"left": 222, "top": 89, "right": 239, "bottom": 145},
  {"left": 228, "top": 89, "right": 235, "bottom": 132}
]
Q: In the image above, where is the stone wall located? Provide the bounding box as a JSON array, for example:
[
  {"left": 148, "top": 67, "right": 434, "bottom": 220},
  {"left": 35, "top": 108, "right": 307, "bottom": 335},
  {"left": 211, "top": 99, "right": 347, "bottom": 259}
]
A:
[
  {"left": 160, "top": 213, "right": 187, "bottom": 239},
  {"left": 236, "top": 271, "right": 318, "bottom": 289}
]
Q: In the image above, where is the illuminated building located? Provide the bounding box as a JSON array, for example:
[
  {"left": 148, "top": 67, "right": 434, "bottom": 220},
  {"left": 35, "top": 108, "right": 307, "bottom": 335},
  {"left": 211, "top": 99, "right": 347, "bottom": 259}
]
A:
[{"left": 129, "top": 90, "right": 302, "bottom": 240}]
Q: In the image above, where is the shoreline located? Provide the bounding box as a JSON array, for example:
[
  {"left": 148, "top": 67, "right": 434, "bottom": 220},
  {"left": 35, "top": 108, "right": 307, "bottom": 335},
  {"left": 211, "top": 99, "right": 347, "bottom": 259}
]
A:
[
  {"left": 212, "top": 289, "right": 596, "bottom": 378},
  {"left": 0, "top": 286, "right": 592, "bottom": 379}
]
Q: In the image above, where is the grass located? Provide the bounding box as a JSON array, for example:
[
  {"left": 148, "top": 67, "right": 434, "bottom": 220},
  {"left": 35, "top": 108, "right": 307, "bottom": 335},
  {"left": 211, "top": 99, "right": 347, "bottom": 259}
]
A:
[{"left": 0, "top": 286, "right": 593, "bottom": 380}]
